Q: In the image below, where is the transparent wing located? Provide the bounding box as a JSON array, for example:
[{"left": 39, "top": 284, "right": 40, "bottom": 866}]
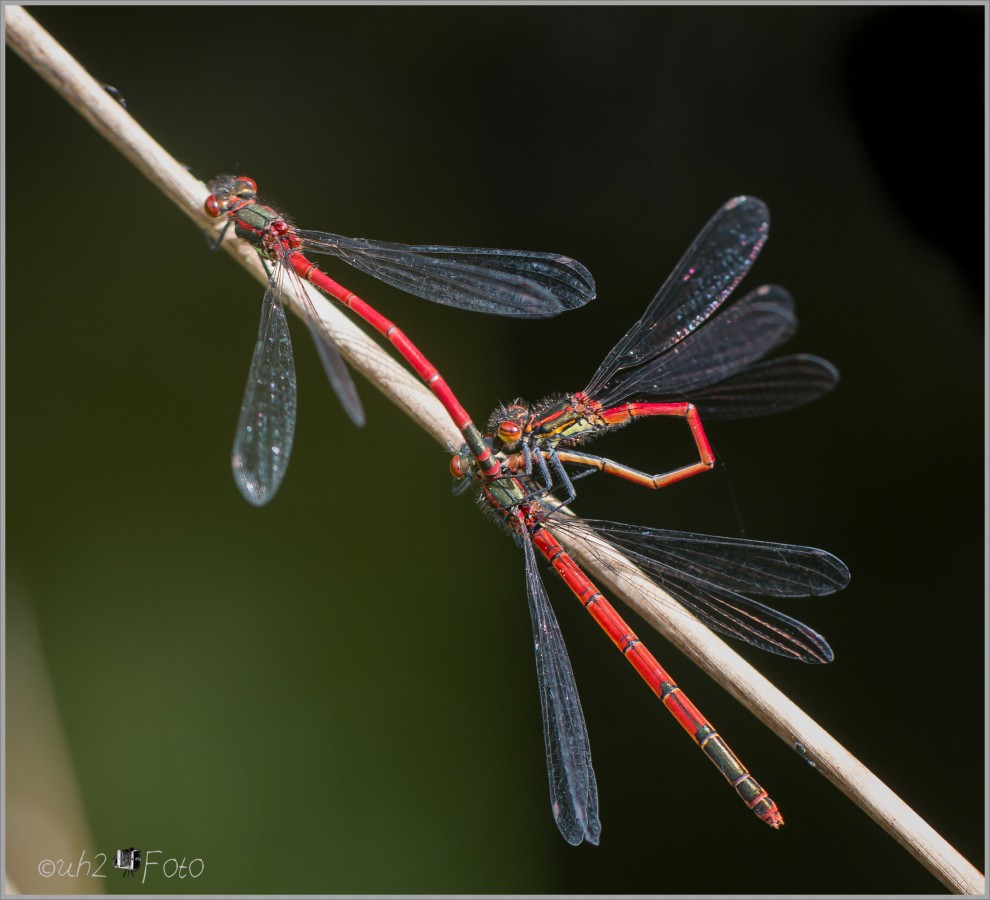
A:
[
  {"left": 303, "top": 317, "right": 365, "bottom": 427},
  {"left": 555, "top": 518, "right": 847, "bottom": 664},
  {"left": 231, "top": 268, "right": 297, "bottom": 506},
  {"left": 689, "top": 354, "right": 839, "bottom": 420},
  {"left": 594, "top": 284, "right": 796, "bottom": 406},
  {"left": 522, "top": 533, "right": 601, "bottom": 845},
  {"left": 590, "top": 282, "right": 838, "bottom": 417},
  {"left": 585, "top": 196, "right": 769, "bottom": 396},
  {"left": 296, "top": 230, "right": 596, "bottom": 318}
]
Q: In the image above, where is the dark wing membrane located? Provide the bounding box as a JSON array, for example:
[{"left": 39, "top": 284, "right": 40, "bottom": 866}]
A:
[
  {"left": 574, "top": 519, "right": 850, "bottom": 597},
  {"left": 689, "top": 354, "right": 839, "bottom": 420},
  {"left": 649, "top": 581, "right": 834, "bottom": 664},
  {"left": 593, "top": 285, "right": 797, "bottom": 407},
  {"left": 296, "top": 230, "right": 596, "bottom": 318},
  {"left": 585, "top": 196, "right": 769, "bottom": 396},
  {"left": 556, "top": 518, "right": 848, "bottom": 664},
  {"left": 522, "top": 535, "right": 601, "bottom": 846}
]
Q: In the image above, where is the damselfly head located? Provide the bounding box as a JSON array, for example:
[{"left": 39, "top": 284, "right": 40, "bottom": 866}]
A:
[
  {"left": 204, "top": 175, "right": 258, "bottom": 217},
  {"left": 487, "top": 402, "right": 530, "bottom": 450},
  {"left": 449, "top": 449, "right": 472, "bottom": 481}
]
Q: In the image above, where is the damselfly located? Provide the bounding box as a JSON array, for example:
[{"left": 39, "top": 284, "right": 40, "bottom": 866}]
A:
[
  {"left": 471, "top": 467, "right": 846, "bottom": 844},
  {"left": 452, "top": 196, "right": 836, "bottom": 506},
  {"left": 205, "top": 175, "right": 595, "bottom": 505}
]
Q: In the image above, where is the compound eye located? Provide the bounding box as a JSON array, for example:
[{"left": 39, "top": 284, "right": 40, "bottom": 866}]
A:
[
  {"left": 449, "top": 455, "right": 465, "bottom": 478},
  {"left": 204, "top": 194, "right": 221, "bottom": 217},
  {"left": 234, "top": 176, "right": 257, "bottom": 198},
  {"left": 497, "top": 420, "right": 522, "bottom": 444}
]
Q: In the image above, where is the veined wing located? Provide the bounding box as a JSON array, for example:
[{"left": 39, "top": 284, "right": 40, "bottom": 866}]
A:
[
  {"left": 231, "top": 267, "right": 298, "bottom": 506},
  {"left": 297, "top": 230, "right": 596, "bottom": 318},
  {"left": 522, "top": 533, "right": 601, "bottom": 845},
  {"left": 585, "top": 196, "right": 769, "bottom": 396},
  {"left": 688, "top": 354, "right": 839, "bottom": 420},
  {"left": 594, "top": 284, "right": 795, "bottom": 406},
  {"left": 554, "top": 517, "right": 847, "bottom": 664}
]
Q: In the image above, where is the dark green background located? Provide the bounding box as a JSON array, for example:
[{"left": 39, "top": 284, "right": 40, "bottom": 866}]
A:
[{"left": 6, "top": 5, "right": 984, "bottom": 894}]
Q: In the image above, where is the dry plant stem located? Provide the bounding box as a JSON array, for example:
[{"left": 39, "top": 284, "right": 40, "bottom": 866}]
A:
[{"left": 6, "top": 7, "right": 984, "bottom": 894}]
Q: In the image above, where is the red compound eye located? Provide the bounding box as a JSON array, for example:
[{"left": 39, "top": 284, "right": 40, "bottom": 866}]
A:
[
  {"left": 497, "top": 421, "right": 522, "bottom": 443},
  {"left": 204, "top": 194, "right": 221, "bottom": 217},
  {"left": 234, "top": 176, "right": 257, "bottom": 197}
]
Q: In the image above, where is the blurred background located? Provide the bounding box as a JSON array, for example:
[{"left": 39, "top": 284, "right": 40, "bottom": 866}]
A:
[{"left": 5, "top": 5, "right": 984, "bottom": 894}]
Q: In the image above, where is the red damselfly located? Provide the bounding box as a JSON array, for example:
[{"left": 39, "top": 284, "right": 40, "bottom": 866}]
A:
[
  {"left": 448, "top": 197, "right": 849, "bottom": 844},
  {"left": 453, "top": 196, "right": 838, "bottom": 507},
  {"left": 205, "top": 175, "right": 595, "bottom": 506},
  {"left": 474, "top": 470, "right": 846, "bottom": 844}
]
